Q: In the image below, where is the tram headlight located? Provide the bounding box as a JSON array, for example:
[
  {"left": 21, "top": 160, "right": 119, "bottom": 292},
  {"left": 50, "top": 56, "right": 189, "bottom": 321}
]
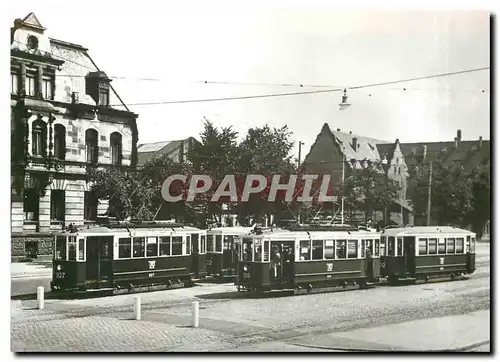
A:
[
  {"left": 56, "top": 264, "right": 62, "bottom": 271},
  {"left": 243, "top": 265, "right": 248, "bottom": 272}
]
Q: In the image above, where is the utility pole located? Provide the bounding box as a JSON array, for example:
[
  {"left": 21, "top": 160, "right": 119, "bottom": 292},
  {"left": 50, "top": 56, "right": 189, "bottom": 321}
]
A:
[
  {"left": 341, "top": 152, "right": 345, "bottom": 226},
  {"left": 298, "top": 141, "right": 304, "bottom": 168},
  {"left": 426, "top": 160, "right": 433, "bottom": 226}
]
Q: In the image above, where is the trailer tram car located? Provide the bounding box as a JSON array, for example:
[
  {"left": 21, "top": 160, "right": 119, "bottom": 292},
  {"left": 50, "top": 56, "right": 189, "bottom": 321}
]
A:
[
  {"left": 50, "top": 222, "right": 206, "bottom": 294},
  {"left": 235, "top": 226, "right": 382, "bottom": 293},
  {"left": 380, "top": 226, "right": 476, "bottom": 283},
  {"left": 206, "top": 226, "right": 254, "bottom": 279}
]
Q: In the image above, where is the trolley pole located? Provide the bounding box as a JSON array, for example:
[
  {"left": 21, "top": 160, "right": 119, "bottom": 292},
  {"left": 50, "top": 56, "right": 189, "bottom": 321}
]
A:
[
  {"left": 298, "top": 141, "right": 304, "bottom": 168},
  {"left": 426, "top": 160, "right": 433, "bottom": 226}
]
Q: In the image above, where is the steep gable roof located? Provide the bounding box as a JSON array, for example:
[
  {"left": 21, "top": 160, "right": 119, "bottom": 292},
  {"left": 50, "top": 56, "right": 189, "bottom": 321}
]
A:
[
  {"left": 137, "top": 137, "right": 198, "bottom": 166},
  {"left": 329, "top": 127, "right": 386, "bottom": 164}
]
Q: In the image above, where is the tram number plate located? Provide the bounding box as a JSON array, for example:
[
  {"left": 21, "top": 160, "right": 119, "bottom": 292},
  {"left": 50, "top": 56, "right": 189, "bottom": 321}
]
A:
[
  {"left": 243, "top": 272, "right": 251, "bottom": 278},
  {"left": 149, "top": 273, "right": 155, "bottom": 278},
  {"left": 55, "top": 272, "right": 65, "bottom": 279}
]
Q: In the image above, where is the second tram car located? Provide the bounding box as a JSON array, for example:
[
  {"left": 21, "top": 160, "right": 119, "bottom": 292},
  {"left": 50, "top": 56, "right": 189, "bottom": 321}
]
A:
[
  {"left": 205, "top": 226, "right": 254, "bottom": 279},
  {"left": 380, "top": 226, "right": 477, "bottom": 283},
  {"left": 50, "top": 222, "right": 206, "bottom": 293},
  {"left": 235, "top": 226, "right": 382, "bottom": 293}
]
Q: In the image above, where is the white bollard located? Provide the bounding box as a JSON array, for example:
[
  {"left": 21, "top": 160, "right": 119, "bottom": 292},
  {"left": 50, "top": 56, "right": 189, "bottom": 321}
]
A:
[
  {"left": 37, "top": 286, "right": 44, "bottom": 310},
  {"left": 134, "top": 296, "right": 141, "bottom": 320},
  {"left": 192, "top": 301, "right": 199, "bottom": 328}
]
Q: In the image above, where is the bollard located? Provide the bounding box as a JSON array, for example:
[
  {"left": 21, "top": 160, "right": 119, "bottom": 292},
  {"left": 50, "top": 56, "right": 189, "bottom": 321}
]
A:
[
  {"left": 37, "top": 286, "right": 44, "bottom": 310},
  {"left": 192, "top": 301, "right": 199, "bottom": 328},
  {"left": 134, "top": 296, "right": 141, "bottom": 320}
]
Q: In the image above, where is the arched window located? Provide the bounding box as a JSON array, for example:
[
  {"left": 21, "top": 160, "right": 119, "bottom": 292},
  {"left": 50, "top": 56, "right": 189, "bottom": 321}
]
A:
[
  {"left": 53, "top": 124, "right": 66, "bottom": 160},
  {"left": 85, "top": 129, "right": 98, "bottom": 164},
  {"left": 32, "top": 119, "right": 47, "bottom": 157},
  {"left": 110, "top": 132, "right": 122, "bottom": 165}
]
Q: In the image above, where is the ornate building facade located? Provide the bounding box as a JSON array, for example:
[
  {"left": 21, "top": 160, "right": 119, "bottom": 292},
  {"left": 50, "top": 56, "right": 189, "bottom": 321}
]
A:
[{"left": 11, "top": 13, "right": 138, "bottom": 259}]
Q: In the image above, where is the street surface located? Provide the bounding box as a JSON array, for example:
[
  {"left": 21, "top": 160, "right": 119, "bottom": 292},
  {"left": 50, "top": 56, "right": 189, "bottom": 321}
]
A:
[{"left": 11, "top": 243, "right": 490, "bottom": 352}]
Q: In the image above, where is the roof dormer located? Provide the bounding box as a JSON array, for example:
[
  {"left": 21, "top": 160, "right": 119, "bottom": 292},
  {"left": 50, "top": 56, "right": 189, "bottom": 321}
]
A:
[{"left": 85, "top": 71, "right": 112, "bottom": 107}]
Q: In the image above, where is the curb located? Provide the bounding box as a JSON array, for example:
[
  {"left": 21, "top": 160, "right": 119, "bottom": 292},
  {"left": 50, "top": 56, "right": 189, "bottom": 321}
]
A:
[
  {"left": 11, "top": 273, "right": 52, "bottom": 279},
  {"left": 290, "top": 340, "right": 490, "bottom": 352}
]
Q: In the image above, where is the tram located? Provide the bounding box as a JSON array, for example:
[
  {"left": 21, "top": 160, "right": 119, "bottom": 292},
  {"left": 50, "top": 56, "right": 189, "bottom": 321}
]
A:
[
  {"left": 234, "top": 225, "right": 382, "bottom": 293},
  {"left": 205, "top": 226, "right": 254, "bottom": 279},
  {"left": 380, "top": 226, "right": 476, "bottom": 283},
  {"left": 50, "top": 222, "right": 206, "bottom": 293}
]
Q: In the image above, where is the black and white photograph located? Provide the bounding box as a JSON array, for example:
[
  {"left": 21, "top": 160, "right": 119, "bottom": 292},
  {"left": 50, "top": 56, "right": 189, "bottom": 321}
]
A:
[{"left": 6, "top": 0, "right": 492, "bottom": 354}]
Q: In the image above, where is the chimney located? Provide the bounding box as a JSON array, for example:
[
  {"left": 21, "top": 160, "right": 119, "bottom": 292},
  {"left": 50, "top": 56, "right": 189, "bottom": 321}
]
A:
[
  {"left": 423, "top": 145, "right": 427, "bottom": 159},
  {"left": 336, "top": 128, "right": 341, "bottom": 132},
  {"left": 479, "top": 136, "right": 483, "bottom": 148},
  {"left": 457, "top": 129, "right": 462, "bottom": 143},
  {"left": 454, "top": 137, "right": 458, "bottom": 148},
  {"left": 349, "top": 131, "right": 352, "bottom": 135},
  {"left": 352, "top": 137, "right": 358, "bottom": 150}
]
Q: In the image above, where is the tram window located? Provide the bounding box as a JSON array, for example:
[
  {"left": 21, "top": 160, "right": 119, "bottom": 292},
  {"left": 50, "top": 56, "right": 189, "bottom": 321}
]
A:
[
  {"left": 438, "top": 239, "right": 446, "bottom": 254},
  {"left": 159, "top": 236, "right": 171, "bottom": 256},
  {"left": 78, "top": 239, "right": 85, "bottom": 261},
  {"left": 147, "top": 237, "right": 158, "bottom": 257},
  {"left": 299, "top": 240, "right": 311, "bottom": 260},
  {"left": 101, "top": 240, "right": 111, "bottom": 259},
  {"left": 215, "top": 235, "right": 223, "bottom": 252},
  {"left": 446, "top": 238, "right": 456, "bottom": 254},
  {"left": 68, "top": 236, "right": 77, "bottom": 261},
  {"left": 55, "top": 236, "right": 66, "bottom": 260},
  {"left": 387, "top": 237, "right": 395, "bottom": 256},
  {"left": 374, "top": 240, "right": 380, "bottom": 256},
  {"left": 456, "top": 238, "right": 464, "bottom": 253},
  {"left": 471, "top": 237, "right": 476, "bottom": 253},
  {"left": 254, "top": 242, "right": 263, "bottom": 262},
  {"left": 132, "top": 237, "right": 146, "bottom": 258},
  {"left": 224, "top": 235, "right": 233, "bottom": 250},
  {"left": 200, "top": 235, "right": 206, "bottom": 254},
  {"left": 360, "top": 240, "right": 366, "bottom": 258},
  {"left": 186, "top": 235, "right": 191, "bottom": 254},
  {"left": 118, "top": 238, "right": 131, "bottom": 259},
  {"left": 365, "top": 240, "right": 372, "bottom": 256},
  {"left": 336, "top": 240, "right": 347, "bottom": 259},
  {"left": 242, "top": 240, "right": 252, "bottom": 261},
  {"left": 263, "top": 240, "right": 270, "bottom": 262},
  {"left": 418, "top": 238, "right": 428, "bottom": 255},
  {"left": 397, "top": 238, "right": 403, "bottom": 256},
  {"left": 325, "top": 240, "right": 335, "bottom": 260},
  {"left": 171, "top": 236, "right": 182, "bottom": 256},
  {"left": 347, "top": 240, "right": 358, "bottom": 259},
  {"left": 312, "top": 240, "right": 324, "bottom": 260},
  {"left": 380, "top": 238, "right": 386, "bottom": 257},
  {"left": 207, "top": 235, "right": 214, "bottom": 252},
  {"left": 428, "top": 238, "right": 437, "bottom": 254}
]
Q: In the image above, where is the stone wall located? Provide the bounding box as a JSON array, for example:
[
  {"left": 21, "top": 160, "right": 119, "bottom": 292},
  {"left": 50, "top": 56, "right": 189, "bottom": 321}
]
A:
[{"left": 12, "top": 234, "right": 53, "bottom": 261}]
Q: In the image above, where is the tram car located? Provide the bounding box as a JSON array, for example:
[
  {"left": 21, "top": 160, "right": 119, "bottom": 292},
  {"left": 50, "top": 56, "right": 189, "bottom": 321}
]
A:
[
  {"left": 50, "top": 222, "right": 206, "bottom": 293},
  {"left": 379, "top": 226, "right": 476, "bottom": 283},
  {"left": 234, "top": 225, "right": 382, "bottom": 293},
  {"left": 206, "top": 226, "right": 254, "bottom": 279}
]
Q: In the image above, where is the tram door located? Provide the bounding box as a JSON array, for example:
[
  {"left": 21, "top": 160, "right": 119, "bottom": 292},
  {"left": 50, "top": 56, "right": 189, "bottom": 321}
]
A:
[
  {"left": 270, "top": 241, "right": 294, "bottom": 283},
  {"left": 86, "top": 236, "right": 113, "bottom": 287},
  {"left": 222, "top": 235, "right": 235, "bottom": 272},
  {"left": 365, "top": 240, "right": 374, "bottom": 279},
  {"left": 403, "top": 237, "right": 416, "bottom": 276},
  {"left": 190, "top": 233, "right": 200, "bottom": 275}
]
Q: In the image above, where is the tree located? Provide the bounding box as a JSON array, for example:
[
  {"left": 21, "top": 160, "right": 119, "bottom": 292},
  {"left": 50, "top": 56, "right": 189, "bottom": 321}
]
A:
[
  {"left": 468, "top": 161, "right": 490, "bottom": 237},
  {"left": 341, "top": 166, "right": 401, "bottom": 224},
  {"left": 187, "top": 118, "right": 241, "bottom": 227},
  {"left": 236, "top": 124, "right": 297, "bottom": 225}
]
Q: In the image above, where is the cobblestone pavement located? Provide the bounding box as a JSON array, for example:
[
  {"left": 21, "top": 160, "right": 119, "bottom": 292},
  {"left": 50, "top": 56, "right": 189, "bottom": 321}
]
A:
[{"left": 11, "top": 243, "right": 490, "bottom": 352}]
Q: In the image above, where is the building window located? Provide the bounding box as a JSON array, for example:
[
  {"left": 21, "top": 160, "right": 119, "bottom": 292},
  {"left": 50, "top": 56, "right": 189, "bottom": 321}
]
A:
[
  {"left": 53, "top": 124, "right": 66, "bottom": 159},
  {"left": 26, "top": 73, "right": 37, "bottom": 96},
  {"left": 99, "top": 87, "right": 109, "bottom": 107},
  {"left": 24, "top": 188, "right": 39, "bottom": 221},
  {"left": 42, "top": 76, "right": 53, "bottom": 100},
  {"left": 84, "top": 191, "right": 98, "bottom": 221},
  {"left": 11, "top": 73, "right": 20, "bottom": 95},
  {"left": 50, "top": 190, "right": 65, "bottom": 221},
  {"left": 110, "top": 132, "right": 122, "bottom": 165},
  {"left": 85, "top": 129, "right": 98, "bottom": 164},
  {"left": 32, "top": 120, "right": 47, "bottom": 157}
]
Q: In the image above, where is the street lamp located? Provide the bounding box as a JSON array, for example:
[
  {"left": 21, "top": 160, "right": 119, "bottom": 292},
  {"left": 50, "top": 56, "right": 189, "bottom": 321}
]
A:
[{"left": 298, "top": 141, "right": 305, "bottom": 168}]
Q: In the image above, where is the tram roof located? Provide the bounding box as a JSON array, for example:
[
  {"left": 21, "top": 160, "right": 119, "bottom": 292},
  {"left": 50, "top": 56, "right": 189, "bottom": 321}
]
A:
[
  {"left": 207, "top": 226, "right": 254, "bottom": 235},
  {"left": 240, "top": 229, "right": 380, "bottom": 240},
  {"left": 381, "top": 226, "right": 476, "bottom": 236},
  {"left": 54, "top": 223, "right": 204, "bottom": 236}
]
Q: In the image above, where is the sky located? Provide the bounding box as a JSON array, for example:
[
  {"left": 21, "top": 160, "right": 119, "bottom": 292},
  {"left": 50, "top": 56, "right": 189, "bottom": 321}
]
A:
[{"left": 6, "top": 1, "right": 491, "bottom": 158}]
